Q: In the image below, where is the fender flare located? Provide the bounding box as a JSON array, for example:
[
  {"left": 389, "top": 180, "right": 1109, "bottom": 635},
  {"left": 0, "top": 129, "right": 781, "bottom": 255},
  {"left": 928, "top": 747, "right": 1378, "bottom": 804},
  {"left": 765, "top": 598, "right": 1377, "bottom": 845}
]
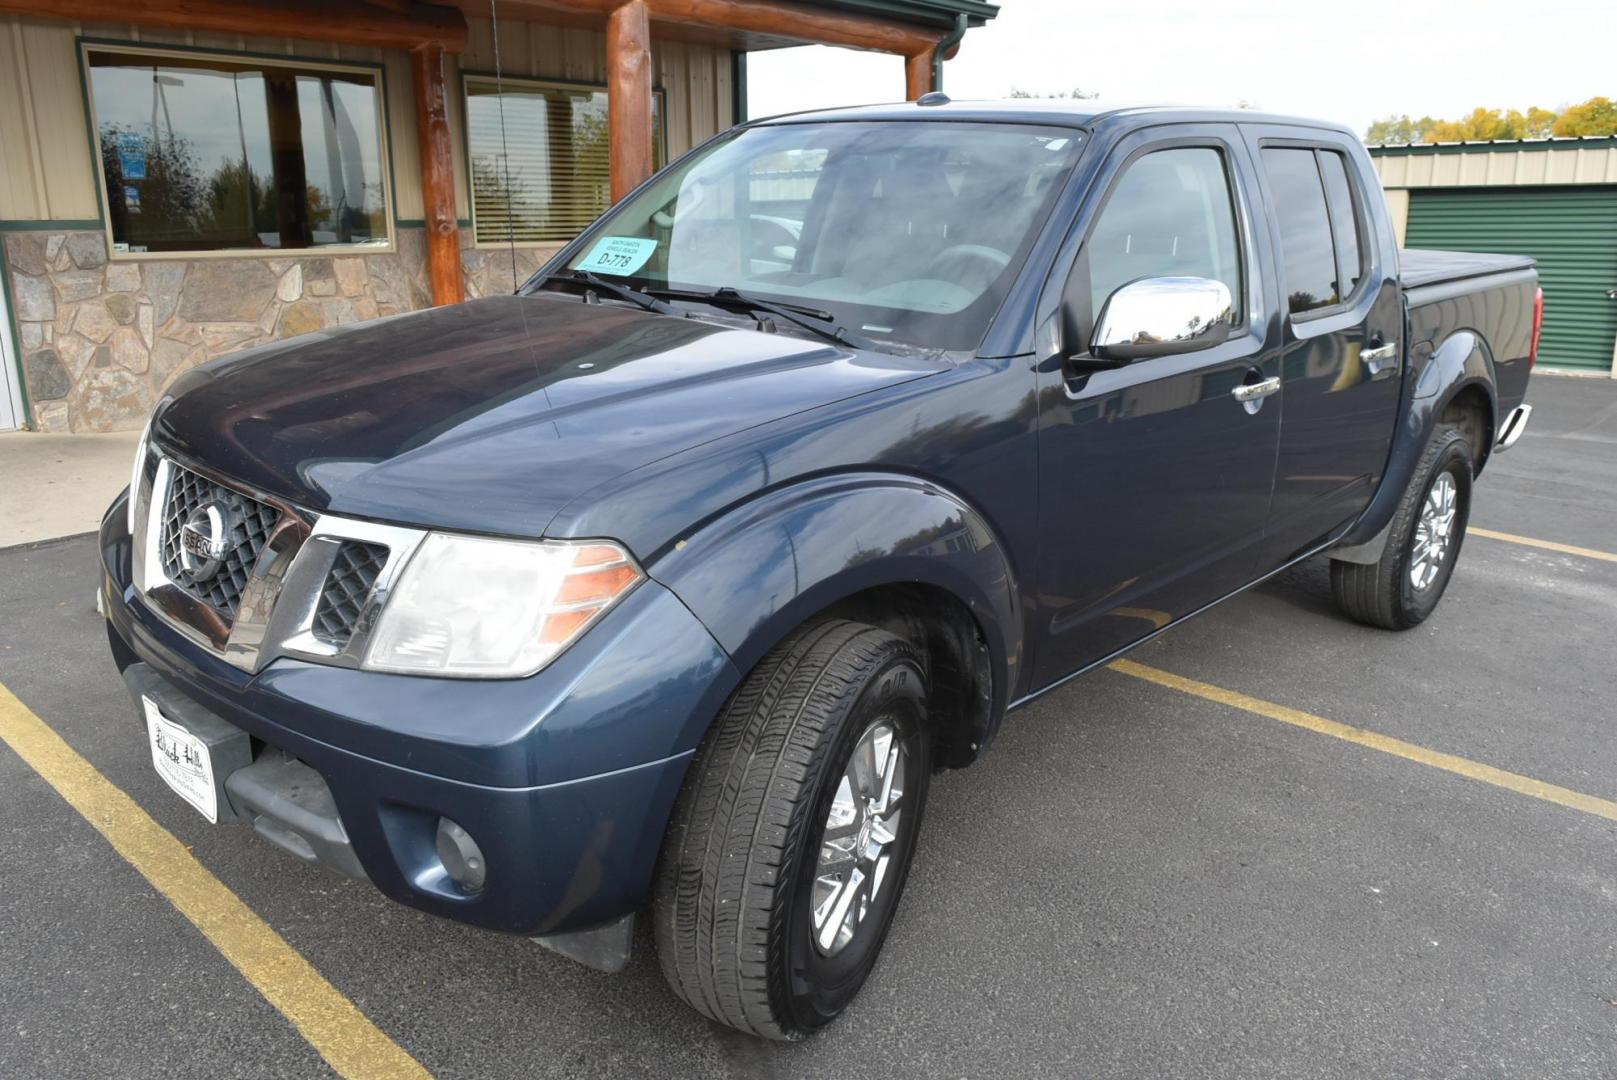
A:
[
  {"left": 1333, "top": 330, "right": 1498, "bottom": 560},
  {"left": 648, "top": 471, "right": 1024, "bottom": 745}
]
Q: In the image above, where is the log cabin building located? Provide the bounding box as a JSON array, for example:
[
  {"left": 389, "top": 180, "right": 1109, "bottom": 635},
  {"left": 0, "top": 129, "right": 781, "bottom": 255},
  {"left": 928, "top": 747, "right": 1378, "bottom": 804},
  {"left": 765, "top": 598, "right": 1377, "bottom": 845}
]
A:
[{"left": 0, "top": 0, "right": 997, "bottom": 432}]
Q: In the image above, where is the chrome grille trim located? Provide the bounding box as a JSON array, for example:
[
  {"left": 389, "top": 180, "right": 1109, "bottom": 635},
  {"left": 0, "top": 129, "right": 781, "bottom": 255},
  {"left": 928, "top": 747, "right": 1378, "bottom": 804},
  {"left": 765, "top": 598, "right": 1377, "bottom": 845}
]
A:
[
  {"left": 157, "top": 463, "right": 280, "bottom": 619},
  {"left": 128, "top": 450, "right": 426, "bottom": 674}
]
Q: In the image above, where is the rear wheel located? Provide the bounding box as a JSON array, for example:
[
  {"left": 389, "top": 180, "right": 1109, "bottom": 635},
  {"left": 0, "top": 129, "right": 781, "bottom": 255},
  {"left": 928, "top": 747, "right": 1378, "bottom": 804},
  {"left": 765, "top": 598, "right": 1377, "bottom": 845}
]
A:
[
  {"left": 1331, "top": 426, "right": 1474, "bottom": 630},
  {"left": 653, "top": 619, "right": 932, "bottom": 1039}
]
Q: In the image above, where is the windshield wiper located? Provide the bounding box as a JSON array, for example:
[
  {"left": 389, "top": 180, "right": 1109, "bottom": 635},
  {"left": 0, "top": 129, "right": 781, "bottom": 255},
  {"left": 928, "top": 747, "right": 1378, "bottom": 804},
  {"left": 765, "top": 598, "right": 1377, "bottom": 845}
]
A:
[
  {"left": 647, "top": 286, "right": 883, "bottom": 351},
  {"left": 541, "top": 270, "right": 679, "bottom": 316}
]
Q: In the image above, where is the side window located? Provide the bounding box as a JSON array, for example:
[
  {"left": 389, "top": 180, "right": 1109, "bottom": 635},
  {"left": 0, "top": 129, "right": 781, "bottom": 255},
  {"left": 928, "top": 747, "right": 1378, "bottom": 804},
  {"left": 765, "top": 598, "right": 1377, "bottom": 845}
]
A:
[
  {"left": 1317, "top": 151, "right": 1364, "bottom": 297},
  {"left": 1083, "top": 147, "right": 1244, "bottom": 325},
  {"left": 1262, "top": 146, "right": 1365, "bottom": 316}
]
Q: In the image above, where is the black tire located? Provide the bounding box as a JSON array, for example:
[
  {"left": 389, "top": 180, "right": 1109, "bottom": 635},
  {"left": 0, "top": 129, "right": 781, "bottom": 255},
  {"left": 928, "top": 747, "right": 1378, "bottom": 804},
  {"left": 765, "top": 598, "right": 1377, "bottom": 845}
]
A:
[
  {"left": 653, "top": 619, "right": 933, "bottom": 1040},
  {"left": 1331, "top": 426, "right": 1474, "bottom": 630}
]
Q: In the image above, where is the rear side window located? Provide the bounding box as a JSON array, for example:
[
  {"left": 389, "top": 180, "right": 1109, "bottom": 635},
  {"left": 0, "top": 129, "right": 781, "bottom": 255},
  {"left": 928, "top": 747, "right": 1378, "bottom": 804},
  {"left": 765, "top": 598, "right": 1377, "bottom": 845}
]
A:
[
  {"left": 1083, "top": 146, "right": 1244, "bottom": 325},
  {"left": 1262, "top": 148, "right": 1340, "bottom": 314},
  {"left": 1317, "top": 151, "right": 1364, "bottom": 296}
]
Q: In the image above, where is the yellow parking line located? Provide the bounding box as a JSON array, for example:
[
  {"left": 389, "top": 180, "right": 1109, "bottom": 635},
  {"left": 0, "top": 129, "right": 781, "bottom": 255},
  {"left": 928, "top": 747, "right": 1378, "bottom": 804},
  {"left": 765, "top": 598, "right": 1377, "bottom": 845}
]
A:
[
  {"left": 0, "top": 681, "right": 433, "bottom": 1080},
  {"left": 1469, "top": 527, "right": 1617, "bottom": 565},
  {"left": 1109, "top": 659, "right": 1617, "bottom": 823}
]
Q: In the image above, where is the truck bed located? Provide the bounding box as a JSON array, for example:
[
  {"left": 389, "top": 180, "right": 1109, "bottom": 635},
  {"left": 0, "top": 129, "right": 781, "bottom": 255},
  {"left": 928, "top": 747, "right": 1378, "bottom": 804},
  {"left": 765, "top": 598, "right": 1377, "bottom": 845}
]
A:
[
  {"left": 1399, "top": 248, "right": 1536, "bottom": 289},
  {"left": 1400, "top": 247, "right": 1538, "bottom": 422}
]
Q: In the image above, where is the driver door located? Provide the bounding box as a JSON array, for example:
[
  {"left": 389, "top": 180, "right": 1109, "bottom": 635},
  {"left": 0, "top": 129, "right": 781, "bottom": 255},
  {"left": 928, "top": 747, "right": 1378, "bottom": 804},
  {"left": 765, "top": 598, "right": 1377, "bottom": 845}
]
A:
[{"left": 1030, "top": 125, "right": 1282, "bottom": 690}]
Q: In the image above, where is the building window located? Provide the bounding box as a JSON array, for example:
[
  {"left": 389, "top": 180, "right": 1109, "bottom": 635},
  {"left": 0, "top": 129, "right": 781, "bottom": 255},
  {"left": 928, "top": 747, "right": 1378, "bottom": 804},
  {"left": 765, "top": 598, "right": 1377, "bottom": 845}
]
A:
[
  {"left": 85, "top": 46, "right": 391, "bottom": 256},
  {"left": 465, "top": 77, "right": 665, "bottom": 247}
]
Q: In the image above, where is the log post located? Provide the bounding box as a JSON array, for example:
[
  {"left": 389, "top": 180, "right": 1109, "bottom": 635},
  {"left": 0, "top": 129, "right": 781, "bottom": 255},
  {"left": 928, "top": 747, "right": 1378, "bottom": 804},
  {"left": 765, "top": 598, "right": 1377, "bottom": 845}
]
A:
[
  {"left": 607, "top": 0, "right": 654, "bottom": 203},
  {"left": 904, "top": 51, "right": 932, "bottom": 100},
  {"left": 412, "top": 44, "right": 465, "bottom": 306}
]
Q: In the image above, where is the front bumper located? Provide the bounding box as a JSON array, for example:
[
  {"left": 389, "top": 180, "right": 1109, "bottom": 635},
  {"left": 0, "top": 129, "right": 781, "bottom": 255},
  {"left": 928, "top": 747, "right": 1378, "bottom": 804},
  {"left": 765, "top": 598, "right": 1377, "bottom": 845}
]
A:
[{"left": 99, "top": 493, "right": 740, "bottom": 938}]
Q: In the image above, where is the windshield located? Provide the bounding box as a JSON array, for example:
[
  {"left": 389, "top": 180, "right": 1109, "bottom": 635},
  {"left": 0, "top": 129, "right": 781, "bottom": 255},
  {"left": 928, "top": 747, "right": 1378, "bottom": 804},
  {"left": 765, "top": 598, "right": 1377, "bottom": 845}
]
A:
[{"left": 542, "top": 121, "right": 1085, "bottom": 351}]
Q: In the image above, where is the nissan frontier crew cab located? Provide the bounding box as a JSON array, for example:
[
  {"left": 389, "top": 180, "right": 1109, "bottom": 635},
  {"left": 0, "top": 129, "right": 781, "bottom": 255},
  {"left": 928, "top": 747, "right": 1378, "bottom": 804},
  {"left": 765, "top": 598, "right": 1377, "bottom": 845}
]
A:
[{"left": 99, "top": 98, "right": 1541, "bottom": 1040}]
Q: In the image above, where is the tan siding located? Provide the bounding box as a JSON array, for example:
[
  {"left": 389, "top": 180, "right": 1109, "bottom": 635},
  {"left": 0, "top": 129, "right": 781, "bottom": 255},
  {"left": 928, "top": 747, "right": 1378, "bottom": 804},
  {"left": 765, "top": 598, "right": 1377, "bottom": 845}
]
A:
[
  {"left": 0, "top": 22, "right": 43, "bottom": 217},
  {"left": 1375, "top": 145, "right": 1617, "bottom": 190},
  {"left": 1515, "top": 152, "right": 1548, "bottom": 186},
  {"left": 384, "top": 51, "right": 424, "bottom": 221},
  {"left": 1, "top": 12, "right": 731, "bottom": 228},
  {"left": 0, "top": 16, "right": 99, "bottom": 220},
  {"left": 1382, "top": 188, "right": 1409, "bottom": 246}
]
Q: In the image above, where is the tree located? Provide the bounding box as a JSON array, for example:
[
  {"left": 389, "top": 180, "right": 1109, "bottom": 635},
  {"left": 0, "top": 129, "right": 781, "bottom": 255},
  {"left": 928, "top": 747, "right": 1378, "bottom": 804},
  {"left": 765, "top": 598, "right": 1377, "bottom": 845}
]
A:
[
  {"left": 1008, "top": 87, "right": 1097, "bottom": 100},
  {"left": 1553, "top": 96, "right": 1617, "bottom": 136},
  {"left": 1522, "top": 106, "right": 1559, "bottom": 138},
  {"left": 1365, "top": 115, "right": 1440, "bottom": 144},
  {"left": 1426, "top": 107, "right": 1531, "bottom": 142},
  {"left": 1366, "top": 97, "right": 1616, "bottom": 144}
]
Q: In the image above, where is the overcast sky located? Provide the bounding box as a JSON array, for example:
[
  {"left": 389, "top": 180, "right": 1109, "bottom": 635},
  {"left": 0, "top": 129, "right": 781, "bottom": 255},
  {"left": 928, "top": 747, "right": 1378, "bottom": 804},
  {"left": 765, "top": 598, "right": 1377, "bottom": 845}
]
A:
[{"left": 748, "top": 0, "right": 1613, "bottom": 138}]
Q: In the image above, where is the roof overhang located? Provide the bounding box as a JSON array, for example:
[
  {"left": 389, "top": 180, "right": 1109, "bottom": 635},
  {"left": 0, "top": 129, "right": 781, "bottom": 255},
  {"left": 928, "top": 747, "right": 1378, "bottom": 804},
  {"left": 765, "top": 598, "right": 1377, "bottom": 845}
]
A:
[{"left": 448, "top": 0, "right": 998, "bottom": 54}]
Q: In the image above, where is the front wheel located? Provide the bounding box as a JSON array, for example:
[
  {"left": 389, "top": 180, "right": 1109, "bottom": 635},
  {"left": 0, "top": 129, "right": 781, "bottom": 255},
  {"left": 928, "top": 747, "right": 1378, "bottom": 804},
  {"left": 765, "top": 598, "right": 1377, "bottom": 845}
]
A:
[
  {"left": 653, "top": 619, "right": 932, "bottom": 1039},
  {"left": 1331, "top": 426, "right": 1474, "bottom": 630}
]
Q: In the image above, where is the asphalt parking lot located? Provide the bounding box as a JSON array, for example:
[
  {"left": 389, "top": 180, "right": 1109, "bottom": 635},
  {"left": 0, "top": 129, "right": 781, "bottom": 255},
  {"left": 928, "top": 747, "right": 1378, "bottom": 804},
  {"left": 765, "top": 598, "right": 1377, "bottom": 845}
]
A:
[{"left": 2, "top": 372, "right": 1615, "bottom": 1079}]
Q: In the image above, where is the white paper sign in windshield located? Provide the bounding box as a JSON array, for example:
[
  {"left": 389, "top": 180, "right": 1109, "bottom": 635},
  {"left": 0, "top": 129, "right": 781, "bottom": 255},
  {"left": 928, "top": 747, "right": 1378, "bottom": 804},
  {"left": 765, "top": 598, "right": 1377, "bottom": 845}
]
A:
[{"left": 576, "top": 236, "right": 658, "bottom": 276}]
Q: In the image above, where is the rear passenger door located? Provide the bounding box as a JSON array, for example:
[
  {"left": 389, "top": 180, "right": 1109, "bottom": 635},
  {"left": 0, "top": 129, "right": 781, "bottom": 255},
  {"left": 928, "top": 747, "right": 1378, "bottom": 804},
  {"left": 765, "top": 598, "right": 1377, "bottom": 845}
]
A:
[{"left": 1243, "top": 128, "right": 1403, "bottom": 566}]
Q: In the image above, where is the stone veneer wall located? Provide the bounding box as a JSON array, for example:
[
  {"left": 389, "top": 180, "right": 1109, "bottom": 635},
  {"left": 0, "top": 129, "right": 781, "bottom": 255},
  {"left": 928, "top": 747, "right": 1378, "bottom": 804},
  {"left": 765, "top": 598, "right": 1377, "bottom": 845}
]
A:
[{"left": 3, "top": 228, "right": 563, "bottom": 433}]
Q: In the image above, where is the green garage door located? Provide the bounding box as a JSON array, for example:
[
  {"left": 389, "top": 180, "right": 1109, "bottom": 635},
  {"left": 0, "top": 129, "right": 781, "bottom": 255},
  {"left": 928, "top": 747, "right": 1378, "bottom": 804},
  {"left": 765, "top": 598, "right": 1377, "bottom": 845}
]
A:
[{"left": 1405, "top": 186, "right": 1617, "bottom": 372}]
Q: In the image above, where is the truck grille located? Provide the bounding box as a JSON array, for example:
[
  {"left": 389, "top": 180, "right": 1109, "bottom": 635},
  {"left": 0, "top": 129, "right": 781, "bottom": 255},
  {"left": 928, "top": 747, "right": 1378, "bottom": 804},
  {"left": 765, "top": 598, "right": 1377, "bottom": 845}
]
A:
[
  {"left": 158, "top": 464, "right": 281, "bottom": 620},
  {"left": 311, "top": 541, "right": 389, "bottom": 647}
]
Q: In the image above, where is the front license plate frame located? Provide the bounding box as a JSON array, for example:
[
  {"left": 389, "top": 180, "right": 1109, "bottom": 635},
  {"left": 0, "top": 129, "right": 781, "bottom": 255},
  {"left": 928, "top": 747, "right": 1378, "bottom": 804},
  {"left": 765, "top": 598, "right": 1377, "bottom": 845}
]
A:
[{"left": 143, "top": 696, "right": 219, "bottom": 823}]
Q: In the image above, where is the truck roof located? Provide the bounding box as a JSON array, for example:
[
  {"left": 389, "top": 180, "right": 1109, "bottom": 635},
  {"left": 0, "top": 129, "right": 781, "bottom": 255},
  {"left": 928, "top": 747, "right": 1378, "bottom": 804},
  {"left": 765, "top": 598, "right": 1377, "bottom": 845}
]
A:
[{"left": 753, "top": 98, "right": 1355, "bottom": 138}]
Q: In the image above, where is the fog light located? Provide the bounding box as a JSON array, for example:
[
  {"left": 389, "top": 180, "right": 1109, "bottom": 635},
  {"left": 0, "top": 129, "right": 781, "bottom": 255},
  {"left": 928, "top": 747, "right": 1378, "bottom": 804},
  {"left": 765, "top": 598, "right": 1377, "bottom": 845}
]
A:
[{"left": 435, "top": 817, "right": 486, "bottom": 892}]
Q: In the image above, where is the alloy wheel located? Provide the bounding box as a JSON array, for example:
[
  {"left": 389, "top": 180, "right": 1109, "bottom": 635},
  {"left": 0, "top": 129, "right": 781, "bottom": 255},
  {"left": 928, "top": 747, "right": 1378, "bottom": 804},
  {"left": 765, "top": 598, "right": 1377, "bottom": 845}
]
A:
[
  {"left": 1410, "top": 470, "right": 1458, "bottom": 592},
  {"left": 811, "top": 719, "right": 908, "bottom": 956}
]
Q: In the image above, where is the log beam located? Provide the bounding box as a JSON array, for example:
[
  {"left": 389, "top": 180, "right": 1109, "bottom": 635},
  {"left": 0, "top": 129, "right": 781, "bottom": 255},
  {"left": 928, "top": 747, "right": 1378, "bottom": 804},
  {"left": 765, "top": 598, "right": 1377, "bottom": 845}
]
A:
[
  {"left": 607, "top": 1, "right": 655, "bottom": 203},
  {"left": 412, "top": 45, "right": 465, "bottom": 306},
  {"left": 0, "top": 0, "right": 468, "bottom": 51},
  {"left": 475, "top": 0, "right": 942, "bottom": 56}
]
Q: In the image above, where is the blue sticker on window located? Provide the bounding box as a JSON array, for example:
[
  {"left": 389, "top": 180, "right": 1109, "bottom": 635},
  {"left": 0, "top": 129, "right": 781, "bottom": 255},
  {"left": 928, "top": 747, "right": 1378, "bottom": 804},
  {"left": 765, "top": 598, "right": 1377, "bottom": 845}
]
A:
[
  {"left": 575, "top": 236, "right": 658, "bottom": 276},
  {"left": 117, "top": 132, "right": 147, "bottom": 181}
]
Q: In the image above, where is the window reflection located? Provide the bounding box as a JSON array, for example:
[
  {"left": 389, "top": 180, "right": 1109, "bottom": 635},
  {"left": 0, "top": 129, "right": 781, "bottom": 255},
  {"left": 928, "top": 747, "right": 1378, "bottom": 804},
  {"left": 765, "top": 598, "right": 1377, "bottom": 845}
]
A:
[
  {"left": 1261, "top": 148, "right": 1340, "bottom": 313},
  {"left": 88, "top": 49, "right": 389, "bottom": 254},
  {"left": 1084, "top": 147, "right": 1244, "bottom": 325},
  {"left": 1317, "top": 151, "right": 1364, "bottom": 297}
]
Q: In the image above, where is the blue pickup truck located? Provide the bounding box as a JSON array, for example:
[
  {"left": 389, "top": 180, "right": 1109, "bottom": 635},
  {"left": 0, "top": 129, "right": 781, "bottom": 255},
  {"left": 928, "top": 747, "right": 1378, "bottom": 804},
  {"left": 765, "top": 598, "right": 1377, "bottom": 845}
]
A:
[{"left": 100, "top": 98, "right": 1540, "bottom": 1039}]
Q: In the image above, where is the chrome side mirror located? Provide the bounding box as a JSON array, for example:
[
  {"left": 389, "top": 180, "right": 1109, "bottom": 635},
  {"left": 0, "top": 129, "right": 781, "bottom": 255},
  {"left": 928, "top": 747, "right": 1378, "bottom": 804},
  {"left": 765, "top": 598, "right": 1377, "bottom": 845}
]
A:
[{"left": 1087, "top": 276, "right": 1233, "bottom": 365}]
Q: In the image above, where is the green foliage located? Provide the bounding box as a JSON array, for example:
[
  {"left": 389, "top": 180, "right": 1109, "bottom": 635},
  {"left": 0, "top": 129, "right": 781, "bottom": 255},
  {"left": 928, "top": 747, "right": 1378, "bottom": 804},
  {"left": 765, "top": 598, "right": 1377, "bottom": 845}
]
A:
[
  {"left": 1366, "top": 97, "right": 1616, "bottom": 144},
  {"left": 1365, "top": 115, "right": 1441, "bottom": 144}
]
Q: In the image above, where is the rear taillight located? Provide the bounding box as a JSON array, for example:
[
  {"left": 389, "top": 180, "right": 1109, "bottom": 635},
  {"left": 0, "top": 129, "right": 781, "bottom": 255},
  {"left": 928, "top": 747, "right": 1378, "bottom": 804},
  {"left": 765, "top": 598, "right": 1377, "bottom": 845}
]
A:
[{"left": 1528, "top": 287, "right": 1544, "bottom": 369}]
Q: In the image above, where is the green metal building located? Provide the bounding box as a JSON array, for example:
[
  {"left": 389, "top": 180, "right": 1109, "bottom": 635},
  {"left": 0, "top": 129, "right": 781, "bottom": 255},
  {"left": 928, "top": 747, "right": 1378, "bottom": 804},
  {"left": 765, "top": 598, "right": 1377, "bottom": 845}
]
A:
[{"left": 1370, "top": 136, "right": 1617, "bottom": 376}]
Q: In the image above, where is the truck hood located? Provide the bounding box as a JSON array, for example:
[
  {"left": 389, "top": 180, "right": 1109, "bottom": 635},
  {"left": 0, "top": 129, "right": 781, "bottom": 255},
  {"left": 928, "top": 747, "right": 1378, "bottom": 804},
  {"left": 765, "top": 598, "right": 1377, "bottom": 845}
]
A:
[{"left": 154, "top": 294, "right": 938, "bottom": 538}]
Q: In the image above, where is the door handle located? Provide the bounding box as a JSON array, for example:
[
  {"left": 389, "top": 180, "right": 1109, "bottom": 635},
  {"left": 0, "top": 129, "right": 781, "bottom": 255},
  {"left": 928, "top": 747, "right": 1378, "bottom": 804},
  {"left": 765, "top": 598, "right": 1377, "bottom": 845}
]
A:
[
  {"left": 1231, "top": 376, "right": 1281, "bottom": 404},
  {"left": 1363, "top": 341, "right": 1399, "bottom": 379}
]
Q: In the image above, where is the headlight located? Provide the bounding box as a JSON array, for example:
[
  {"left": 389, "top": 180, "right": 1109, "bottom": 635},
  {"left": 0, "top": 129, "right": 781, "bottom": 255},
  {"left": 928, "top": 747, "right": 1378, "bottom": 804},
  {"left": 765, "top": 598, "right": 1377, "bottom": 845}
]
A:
[
  {"left": 127, "top": 420, "right": 152, "bottom": 535},
  {"left": 363, "top": 534, "right": 642, "bottom": 678}
]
